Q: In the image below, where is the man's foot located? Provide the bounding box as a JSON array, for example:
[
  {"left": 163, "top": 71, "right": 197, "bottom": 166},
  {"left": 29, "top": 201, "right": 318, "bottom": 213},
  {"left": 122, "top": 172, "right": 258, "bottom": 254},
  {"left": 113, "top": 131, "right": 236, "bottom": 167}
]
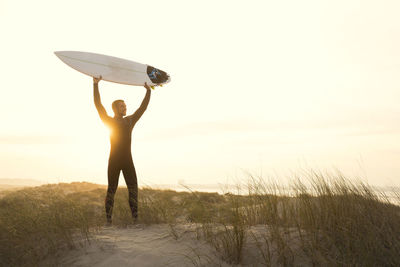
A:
[
  {"left": 104, "top": 219, "right": 112, "bottom": 227},
  {"left": 132, "top": 213, "right": 138, "bottom": 224}
]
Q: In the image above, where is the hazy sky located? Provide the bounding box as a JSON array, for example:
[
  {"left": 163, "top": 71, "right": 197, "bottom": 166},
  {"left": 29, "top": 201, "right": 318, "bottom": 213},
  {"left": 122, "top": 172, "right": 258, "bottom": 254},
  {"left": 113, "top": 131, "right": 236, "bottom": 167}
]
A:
[{"left": 1, "top": 0, "right": 399, "bottom": 187}]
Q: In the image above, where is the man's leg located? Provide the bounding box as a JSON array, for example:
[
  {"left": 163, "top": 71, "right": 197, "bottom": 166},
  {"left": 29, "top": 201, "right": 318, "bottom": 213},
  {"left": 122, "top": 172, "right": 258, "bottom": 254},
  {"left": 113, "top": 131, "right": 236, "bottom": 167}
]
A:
[
  {"left": 122, "top": 161, "right": 138, "bottom": 219},
  {"left": 106, "top": 160, "right": 120, "bottom": 223}
]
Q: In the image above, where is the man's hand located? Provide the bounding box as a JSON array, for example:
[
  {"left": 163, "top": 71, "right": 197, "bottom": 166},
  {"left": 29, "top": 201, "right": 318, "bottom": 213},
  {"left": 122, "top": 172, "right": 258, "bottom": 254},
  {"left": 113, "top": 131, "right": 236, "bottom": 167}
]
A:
[
  {"left": 93, "top": 76, "right": 102, "bottom": 84},
  {"left": 144, "top": 82, "right": 152, "bottom": 91}
]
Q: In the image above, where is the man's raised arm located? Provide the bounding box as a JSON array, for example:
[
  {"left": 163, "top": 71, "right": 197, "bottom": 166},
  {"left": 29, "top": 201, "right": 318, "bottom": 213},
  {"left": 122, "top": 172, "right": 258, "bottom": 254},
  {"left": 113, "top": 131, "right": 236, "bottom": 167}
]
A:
[
  {"left": 128, "top": 83, "right": 151, "bottom": 125},
  {"left": 93, "top": 76, "right": 112, "bottom": 124}
]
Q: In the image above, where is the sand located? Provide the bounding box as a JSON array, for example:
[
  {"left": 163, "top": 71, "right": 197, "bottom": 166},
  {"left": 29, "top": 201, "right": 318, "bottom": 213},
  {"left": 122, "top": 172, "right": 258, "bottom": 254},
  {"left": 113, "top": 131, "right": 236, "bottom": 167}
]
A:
[
  {"left": 55, "top": 223, "right": 308, "bottom": 266},
  {"left": 57, "top": 224, "right": 229, "bottom": 267}
]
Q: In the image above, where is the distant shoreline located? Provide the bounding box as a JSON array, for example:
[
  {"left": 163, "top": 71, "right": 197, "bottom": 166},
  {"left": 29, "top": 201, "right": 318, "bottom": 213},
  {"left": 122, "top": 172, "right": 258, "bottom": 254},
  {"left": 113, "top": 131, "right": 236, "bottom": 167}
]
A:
[{"left": 1, "top": 179, "right": 399, "bottom": 205}]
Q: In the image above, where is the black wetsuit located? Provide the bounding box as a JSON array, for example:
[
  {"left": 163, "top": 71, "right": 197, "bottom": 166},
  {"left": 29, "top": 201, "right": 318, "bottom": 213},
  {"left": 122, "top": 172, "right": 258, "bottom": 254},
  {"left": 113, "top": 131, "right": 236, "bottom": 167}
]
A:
[{"left": 94, "top": 83, "right": 151, "bottom": 222}]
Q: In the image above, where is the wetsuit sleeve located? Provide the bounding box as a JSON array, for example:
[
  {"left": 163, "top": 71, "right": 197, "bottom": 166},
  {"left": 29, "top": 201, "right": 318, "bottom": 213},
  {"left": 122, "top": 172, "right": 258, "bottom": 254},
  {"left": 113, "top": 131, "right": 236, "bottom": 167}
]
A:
[
  {"left": 93, "top": 82, "right": 112, "bottom": 125},
  {"left": 127, "top": 89, "right": 151, "bottom": 126}
]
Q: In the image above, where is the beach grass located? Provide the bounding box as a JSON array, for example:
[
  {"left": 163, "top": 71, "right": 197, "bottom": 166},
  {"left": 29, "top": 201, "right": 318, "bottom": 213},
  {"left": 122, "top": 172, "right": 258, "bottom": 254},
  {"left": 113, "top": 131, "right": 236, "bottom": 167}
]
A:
[{"left": 1, "top": 173, "right": 400, "bottom": 266}]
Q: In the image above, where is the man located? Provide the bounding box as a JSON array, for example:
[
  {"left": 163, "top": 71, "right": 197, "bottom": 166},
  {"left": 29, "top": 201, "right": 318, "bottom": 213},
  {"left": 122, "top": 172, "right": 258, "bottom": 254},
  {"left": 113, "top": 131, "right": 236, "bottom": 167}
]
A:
[{"left": 93, "top": 76, "right": 151, "bottom": 224}]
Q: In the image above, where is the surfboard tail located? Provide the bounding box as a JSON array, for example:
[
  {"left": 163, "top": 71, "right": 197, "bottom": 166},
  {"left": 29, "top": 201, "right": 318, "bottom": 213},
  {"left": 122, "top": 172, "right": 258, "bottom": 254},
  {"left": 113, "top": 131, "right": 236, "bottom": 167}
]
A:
[{"left": 146, "top": 66, "right": 170, "bottom": 85}]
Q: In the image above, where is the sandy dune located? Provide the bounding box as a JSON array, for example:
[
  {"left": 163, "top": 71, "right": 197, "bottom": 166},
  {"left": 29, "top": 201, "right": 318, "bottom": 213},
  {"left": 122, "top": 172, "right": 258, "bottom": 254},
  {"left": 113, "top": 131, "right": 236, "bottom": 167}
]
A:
[{"left": 58, "top": 224, "right": 229, "bottom": 267}]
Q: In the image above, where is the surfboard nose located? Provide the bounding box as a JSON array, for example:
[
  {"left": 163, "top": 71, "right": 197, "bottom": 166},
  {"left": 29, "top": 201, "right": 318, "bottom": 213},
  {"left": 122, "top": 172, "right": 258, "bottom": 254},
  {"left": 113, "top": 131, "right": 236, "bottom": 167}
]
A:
[{"left": 54, "top": 51, "right": 61, "bottom": 58}]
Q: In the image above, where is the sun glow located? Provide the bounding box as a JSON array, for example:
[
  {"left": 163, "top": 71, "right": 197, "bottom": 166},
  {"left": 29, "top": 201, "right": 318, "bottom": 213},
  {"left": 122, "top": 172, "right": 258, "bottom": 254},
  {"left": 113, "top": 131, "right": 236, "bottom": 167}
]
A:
[{"left": 1, "top": 0, "right": 400, "bottom": 186}]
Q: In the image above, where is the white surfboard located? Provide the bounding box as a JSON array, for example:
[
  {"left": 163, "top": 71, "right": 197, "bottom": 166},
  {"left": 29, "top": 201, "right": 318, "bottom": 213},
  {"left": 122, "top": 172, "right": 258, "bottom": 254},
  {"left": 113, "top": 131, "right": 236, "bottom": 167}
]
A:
[{"left": 54, "top": 51, "right": 170, "bottom": 87}]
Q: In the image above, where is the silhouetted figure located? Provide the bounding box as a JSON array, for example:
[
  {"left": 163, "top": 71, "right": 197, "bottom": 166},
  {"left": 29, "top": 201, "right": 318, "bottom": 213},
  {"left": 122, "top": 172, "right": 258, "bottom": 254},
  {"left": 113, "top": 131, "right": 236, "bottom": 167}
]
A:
[{"left": 93, "top": 76, "right": 151, "bottom": 224}]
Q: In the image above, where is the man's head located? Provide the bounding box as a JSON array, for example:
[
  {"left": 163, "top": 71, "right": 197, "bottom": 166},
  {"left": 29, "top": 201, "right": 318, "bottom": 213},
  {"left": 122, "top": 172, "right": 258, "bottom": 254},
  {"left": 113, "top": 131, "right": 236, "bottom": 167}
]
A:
[{"left": 112, "top": 100, "right": 127, "bottom": 117}]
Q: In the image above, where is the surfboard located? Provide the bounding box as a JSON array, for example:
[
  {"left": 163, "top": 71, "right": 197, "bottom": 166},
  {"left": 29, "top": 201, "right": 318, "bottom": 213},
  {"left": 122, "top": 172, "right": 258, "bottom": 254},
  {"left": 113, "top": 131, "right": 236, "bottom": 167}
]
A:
[{"left": 54, "top": 51, "right": 170, "bottom": 88}]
